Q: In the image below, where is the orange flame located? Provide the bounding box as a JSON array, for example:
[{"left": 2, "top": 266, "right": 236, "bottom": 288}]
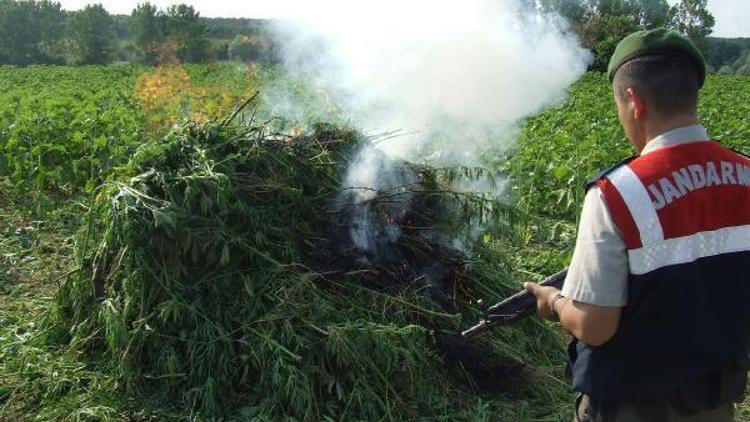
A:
[{"left": 134, "top": 59, "right": 259, "bottom": 132}]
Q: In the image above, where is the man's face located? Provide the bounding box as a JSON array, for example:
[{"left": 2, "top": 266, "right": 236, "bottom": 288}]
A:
[{"left": 614, "top": 86, "right": 646, "bottom": 152}]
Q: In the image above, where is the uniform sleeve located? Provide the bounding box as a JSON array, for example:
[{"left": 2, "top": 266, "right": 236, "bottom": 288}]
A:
[{"left": 561, "top": 186, "right": 629, "bottom": 307}]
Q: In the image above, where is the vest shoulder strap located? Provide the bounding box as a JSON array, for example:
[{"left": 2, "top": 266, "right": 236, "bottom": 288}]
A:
[{"left": 584, "top": 156, "right": 637, "bottom": 192}]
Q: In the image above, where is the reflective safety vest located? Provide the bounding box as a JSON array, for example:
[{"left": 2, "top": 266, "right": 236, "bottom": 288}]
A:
[{"left": 570, "top": 140, "right": 750, "bottom": 401}]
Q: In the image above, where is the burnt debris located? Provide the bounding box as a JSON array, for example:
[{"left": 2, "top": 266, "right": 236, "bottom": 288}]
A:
[
  {"left": 312, "top": 146, "right": 468, "bottom": 310},
  {"left": 307, "top": 142, "right": 525, "bottom": 391}
]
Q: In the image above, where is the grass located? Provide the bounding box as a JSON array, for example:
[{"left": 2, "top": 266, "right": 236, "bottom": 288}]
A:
[
  {"left": 0, "top": 127, "right": 574, "bottom": 420},
  {"left": 2, "top": 69, "right": 750, "bottom": 420},
  {"left": 0, "top": 184, "right": 120, "bottom": 420}
]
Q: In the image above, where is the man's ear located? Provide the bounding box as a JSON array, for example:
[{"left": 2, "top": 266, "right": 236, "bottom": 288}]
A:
[{"left": 626, "top": 87, "right": 646, "bottom": 120}]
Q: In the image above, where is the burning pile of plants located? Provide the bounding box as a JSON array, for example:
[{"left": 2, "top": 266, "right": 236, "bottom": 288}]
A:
[{"left": 50, "top": 112, "right": 565, "bottom": 419}]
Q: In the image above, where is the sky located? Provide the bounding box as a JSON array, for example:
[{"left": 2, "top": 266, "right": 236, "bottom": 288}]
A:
[{"left": 57, "top": 0, "right": 749, "bottom": 38}]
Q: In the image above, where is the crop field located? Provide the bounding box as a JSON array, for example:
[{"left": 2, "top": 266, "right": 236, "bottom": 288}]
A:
[{"left": 1, "top": 65, "right": 749, "bottom": 421}]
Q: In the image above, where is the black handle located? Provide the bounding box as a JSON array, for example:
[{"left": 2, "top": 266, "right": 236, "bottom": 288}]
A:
[{"left": 484, "top": 269, "right": 568, "bottom": 319}]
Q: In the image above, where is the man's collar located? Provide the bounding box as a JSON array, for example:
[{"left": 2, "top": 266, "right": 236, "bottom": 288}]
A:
[{"left": 640, "top": 125, "right": 709, "bottom": 156}]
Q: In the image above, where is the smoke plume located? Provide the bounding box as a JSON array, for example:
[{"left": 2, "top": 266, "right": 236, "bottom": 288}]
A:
[
  {"left": 272, "top": 0, "right": 591, "bottom": 163},
  {"left": 270, "top": 0, "right": 590, "bottom": 253}
]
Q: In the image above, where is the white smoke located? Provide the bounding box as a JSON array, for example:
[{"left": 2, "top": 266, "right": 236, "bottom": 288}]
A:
[
  {"left": 269, "top": 0, "right": 590, "bottom": 253},
  {"left": 271, "top": 0, "right": 591, "bottom": 163}
]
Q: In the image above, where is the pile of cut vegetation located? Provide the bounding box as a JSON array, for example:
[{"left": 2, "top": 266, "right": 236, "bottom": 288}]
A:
[{"left": 50, "top": 113, "right": 566, "bottom": 419}]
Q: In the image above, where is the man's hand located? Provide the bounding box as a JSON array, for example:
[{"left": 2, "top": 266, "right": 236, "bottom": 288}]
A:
[
  {"left": 524, "top": 282, "right": 561, "bottom": 321},
  {"left": 525, "top": 281, "right": 623, "bottom": 346}
]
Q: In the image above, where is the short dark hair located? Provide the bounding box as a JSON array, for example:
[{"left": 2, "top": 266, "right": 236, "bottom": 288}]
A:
[{"left": 613, "top": 53, "right": 701, "bottom": 117}]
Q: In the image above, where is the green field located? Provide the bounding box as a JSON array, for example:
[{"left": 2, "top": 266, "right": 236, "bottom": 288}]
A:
[{"left": 1, "top": 65, "right": 749, "bottom": 421}]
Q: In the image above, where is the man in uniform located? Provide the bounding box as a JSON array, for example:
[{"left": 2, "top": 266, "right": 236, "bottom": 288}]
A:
[{"left": 524, "top": 28, "right": 750, "bottom": 421}]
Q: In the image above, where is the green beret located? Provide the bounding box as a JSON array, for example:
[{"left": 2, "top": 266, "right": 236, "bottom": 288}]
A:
[{"left": 607, "top": 28, "right": 706, "bottom": 87}]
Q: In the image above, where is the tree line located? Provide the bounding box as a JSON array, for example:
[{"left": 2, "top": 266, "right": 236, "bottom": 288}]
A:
[
  {"left": 0, "top": 0, "right": 273, "bottom": 65},
  {"left": 539, "top": 0, "right": 716, "bottom": 70},
  {"left": 0, "top": 0, "right": 746, "bottom": 74},
  {"left": 706, "top": 38, "right": 750, "bottom": 75}
]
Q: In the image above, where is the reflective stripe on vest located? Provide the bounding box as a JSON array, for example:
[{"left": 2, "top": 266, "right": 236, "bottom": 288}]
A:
[{"left": 598, "top": 141, "right": 750, "bottom": 270}]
